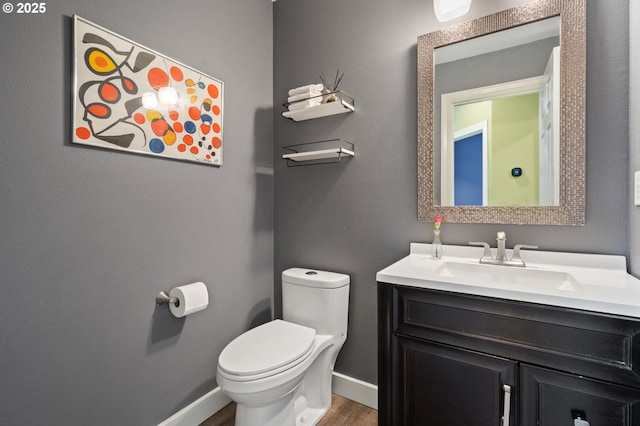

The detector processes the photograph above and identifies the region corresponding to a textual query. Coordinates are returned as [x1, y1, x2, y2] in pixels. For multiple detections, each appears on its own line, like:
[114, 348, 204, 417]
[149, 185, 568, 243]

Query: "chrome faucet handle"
[511, 244, 539, 266]
[469, 242, 493, 261]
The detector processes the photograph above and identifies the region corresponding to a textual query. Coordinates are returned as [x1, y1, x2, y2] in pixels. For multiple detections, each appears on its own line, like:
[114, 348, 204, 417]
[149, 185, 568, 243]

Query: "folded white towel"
[288, 99, 322, 111]
[288, 84, 324, 97]
[288, 92, 323, 103]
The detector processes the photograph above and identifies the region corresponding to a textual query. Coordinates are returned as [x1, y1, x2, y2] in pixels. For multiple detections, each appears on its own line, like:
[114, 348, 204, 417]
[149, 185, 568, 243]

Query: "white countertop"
[376, 243, 640, 318]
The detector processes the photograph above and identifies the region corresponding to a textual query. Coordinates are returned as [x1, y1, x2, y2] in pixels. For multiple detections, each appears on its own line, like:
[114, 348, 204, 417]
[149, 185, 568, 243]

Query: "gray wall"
[436, 37, 560, 94]
[630, 0, 640, 276]
[274, 0, 630, 385]
[0, 1, 273, 424]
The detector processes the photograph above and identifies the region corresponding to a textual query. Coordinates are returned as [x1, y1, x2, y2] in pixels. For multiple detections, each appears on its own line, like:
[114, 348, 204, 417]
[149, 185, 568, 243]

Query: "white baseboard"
[157, 373, 377, 425]
[331, 372, 378, 410]
[157, 386, 231, 426]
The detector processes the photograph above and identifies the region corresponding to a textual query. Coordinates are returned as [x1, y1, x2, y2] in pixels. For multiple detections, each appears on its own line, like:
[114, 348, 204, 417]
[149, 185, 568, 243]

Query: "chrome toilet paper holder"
[155, 291, 179, 306]
[155, 282, 208, 318]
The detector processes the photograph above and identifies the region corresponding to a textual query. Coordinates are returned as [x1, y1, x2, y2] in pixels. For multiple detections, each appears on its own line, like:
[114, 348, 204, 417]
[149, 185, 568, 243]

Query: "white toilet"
[216, 268, 350, 426]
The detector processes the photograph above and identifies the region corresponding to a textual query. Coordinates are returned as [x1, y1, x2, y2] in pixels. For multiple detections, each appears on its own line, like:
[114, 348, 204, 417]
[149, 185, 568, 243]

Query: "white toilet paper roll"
[169, 282, 209, 318]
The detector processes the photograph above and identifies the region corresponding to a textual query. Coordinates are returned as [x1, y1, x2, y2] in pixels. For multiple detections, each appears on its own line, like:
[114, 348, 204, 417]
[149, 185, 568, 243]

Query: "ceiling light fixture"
[433, 0, 472, 22]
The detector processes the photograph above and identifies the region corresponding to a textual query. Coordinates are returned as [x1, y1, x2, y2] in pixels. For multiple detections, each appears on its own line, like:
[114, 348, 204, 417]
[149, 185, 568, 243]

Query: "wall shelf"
[282, 139, 354, 166]
[281, 91, 355, 122]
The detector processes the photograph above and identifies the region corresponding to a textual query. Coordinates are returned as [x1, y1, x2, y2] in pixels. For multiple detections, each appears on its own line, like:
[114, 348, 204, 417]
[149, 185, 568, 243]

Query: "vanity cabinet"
[397, 336, 517, 425]
[378, 283, 640, 426]
[521, 365, 640, 425]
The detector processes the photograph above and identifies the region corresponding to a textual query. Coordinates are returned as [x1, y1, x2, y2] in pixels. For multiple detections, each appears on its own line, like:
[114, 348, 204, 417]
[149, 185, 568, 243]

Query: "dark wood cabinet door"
[396, 336, 517, 426]
[521, 365, 640, 426]
[378, 284, 640, 426]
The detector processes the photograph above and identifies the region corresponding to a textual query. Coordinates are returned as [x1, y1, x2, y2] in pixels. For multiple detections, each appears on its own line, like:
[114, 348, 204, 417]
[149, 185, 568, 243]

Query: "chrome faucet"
[469, 232, 538, 267]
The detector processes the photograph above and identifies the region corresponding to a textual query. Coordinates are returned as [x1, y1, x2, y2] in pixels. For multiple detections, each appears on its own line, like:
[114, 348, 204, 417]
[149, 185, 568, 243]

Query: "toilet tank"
[282, 268, 350, 336]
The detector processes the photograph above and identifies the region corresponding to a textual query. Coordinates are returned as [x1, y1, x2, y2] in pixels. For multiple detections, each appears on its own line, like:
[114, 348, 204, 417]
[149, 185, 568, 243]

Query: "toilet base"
[235, 391, 296, 426]
[293, 395, 329, 426]
[233, 389, 331, 426]
[220, 335, 344, 426]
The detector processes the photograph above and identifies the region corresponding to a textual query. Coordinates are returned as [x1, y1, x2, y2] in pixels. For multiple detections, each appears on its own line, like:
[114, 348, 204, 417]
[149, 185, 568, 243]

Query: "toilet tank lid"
[282, 268, 350, 288]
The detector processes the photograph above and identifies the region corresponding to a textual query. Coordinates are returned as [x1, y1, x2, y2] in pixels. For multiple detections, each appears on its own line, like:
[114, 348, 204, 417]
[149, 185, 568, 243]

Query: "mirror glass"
[418, 0, 586, 224]
[434, 17, 560, 207]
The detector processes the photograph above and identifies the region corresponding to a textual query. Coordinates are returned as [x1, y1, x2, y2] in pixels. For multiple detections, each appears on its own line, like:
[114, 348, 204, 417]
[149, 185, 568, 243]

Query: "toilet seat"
[218, 320, 316, 380]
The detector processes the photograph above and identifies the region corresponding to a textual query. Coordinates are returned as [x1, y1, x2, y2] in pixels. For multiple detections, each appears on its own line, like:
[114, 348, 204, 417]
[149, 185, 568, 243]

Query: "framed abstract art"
[73, 16, 224, 166]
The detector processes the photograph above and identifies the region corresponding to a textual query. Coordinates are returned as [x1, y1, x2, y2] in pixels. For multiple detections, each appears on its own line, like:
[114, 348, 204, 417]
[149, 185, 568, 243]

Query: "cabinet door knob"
[572, 410, 590, 426]
[501, 384, 512, 426]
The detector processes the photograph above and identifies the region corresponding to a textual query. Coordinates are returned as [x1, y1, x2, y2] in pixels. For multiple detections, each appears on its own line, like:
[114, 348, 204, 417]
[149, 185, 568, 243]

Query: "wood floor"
[200, 393, 378, 426]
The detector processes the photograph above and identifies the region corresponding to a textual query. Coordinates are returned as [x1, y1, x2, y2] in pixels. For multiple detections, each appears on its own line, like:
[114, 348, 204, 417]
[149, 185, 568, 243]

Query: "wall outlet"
[635, 171, 640, 206]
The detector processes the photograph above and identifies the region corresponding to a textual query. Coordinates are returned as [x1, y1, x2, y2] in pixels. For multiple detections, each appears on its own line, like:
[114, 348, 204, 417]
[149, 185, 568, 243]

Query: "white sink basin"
[376, 243, 640, 318]
[434, 261, 583, 292]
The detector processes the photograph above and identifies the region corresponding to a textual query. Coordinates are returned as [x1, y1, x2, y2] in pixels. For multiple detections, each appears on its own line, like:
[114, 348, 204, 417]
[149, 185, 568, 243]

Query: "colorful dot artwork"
[73, 16, 224, 166]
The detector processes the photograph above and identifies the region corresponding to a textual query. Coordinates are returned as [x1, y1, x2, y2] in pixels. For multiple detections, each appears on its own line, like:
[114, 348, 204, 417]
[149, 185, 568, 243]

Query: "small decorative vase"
[431, 229, 443, 260]
[324, 92, 339, 103]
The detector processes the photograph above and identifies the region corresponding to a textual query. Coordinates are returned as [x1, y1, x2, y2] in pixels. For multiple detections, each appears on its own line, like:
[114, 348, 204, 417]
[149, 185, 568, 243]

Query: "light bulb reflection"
[142, 92, 158, 109]
[158, 86, 178, 106]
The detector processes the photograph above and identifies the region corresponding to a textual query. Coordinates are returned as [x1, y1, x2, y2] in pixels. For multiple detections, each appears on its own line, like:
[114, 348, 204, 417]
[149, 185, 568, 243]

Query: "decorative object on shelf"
[72, 16, 224, 166]
[431, 216, 443, 259]
[282, 139, 354, 167]
[286, 83, 325, 112]
[282, 90, 354, 122]
[319, 69, 344, 103]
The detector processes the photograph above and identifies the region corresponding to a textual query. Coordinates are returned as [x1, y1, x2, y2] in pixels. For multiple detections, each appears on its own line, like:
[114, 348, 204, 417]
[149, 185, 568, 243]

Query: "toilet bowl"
[216, 268, 350, 426]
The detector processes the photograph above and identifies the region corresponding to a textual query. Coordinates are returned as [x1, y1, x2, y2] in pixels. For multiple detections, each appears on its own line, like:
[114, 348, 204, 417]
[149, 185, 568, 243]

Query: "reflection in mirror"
[435, 17, 560, 207]
[417, 0, 586, 225]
